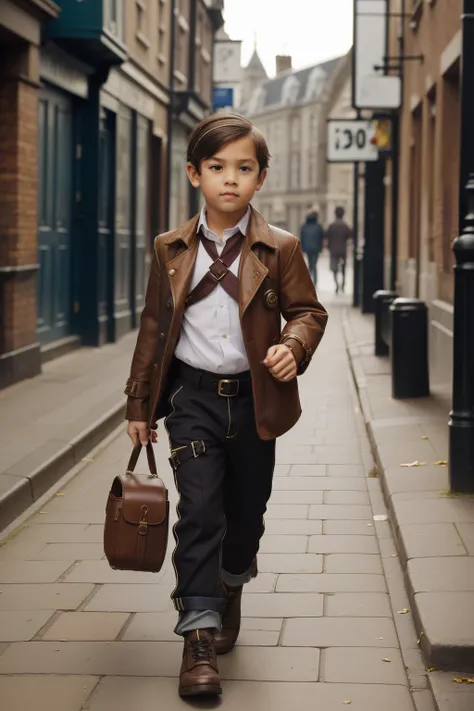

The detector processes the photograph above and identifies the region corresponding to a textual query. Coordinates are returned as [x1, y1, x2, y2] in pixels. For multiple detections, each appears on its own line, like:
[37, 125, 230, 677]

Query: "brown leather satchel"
[104, 441, 169, 573]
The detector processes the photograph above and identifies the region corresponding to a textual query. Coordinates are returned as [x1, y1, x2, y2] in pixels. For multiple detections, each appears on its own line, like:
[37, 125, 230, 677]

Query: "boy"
[326, 205, 353, 294]
[125, 113, 328, 698]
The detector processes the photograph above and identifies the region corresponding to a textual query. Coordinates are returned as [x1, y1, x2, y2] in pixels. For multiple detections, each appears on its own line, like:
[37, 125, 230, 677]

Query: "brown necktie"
[185, 231, 244, 308]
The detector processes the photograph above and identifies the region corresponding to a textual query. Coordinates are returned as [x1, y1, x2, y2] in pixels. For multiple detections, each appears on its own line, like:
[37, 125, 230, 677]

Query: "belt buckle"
[218, 379, 239, 397]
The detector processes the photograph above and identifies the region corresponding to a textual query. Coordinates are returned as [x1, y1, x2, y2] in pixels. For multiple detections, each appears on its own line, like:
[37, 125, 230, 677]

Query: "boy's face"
[187, 136, 267, 215]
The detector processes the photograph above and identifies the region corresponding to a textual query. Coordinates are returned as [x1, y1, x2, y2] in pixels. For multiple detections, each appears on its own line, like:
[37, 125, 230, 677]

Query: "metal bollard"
[373, 290, 398, 356]
[390, 298, 430, 399]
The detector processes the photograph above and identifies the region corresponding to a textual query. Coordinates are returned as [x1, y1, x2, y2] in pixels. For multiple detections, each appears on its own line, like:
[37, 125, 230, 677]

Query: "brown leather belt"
[175, 360, 252, 397]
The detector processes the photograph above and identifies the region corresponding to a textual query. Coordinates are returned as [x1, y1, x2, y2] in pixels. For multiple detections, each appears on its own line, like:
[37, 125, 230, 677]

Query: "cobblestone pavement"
[0, 270, 433, 711]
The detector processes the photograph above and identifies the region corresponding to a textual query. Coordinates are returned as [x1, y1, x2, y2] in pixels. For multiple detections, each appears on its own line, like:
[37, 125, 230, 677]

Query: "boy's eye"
[209, 165, 222, 171]
[240, 166, 251, 173]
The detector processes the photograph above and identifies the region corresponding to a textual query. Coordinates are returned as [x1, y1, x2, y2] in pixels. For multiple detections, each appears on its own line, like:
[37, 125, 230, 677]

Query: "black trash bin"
[373, 290, 398, 356]
[390, 298, 430, 399]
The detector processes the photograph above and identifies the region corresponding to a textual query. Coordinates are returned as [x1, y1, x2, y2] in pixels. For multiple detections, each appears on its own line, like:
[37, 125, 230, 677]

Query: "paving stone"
[0, 583, 94, 610]
[308, 535, 379, 554]
[324, 490, 370, 505]
[412, 689, 437, 711]
[263, 520, 322, 535]
[0, 560, 72, 583]
[276, 573, 386, 593]
[0, 675, 99, 711]
[245, 573, 277, 592]
[86, 677, 415, 711]
[456, 523, 474, 555]
[258, 534, 309, 551]
[63, 560, 166, 584]
[274, 464, 290, 476]
[42, 612, 130, 641]
[415, 592, 474, 666]
[324, 519, 376, 536]
[270, 490, 324, 504]
[242, 593, 323, 618]
[0, 540, 47, 561]
[257, 554, 323, 574]
[266, 504, 309, 519]
[403, 647, 430, 691]
[273, 476, 367, 491]
[323, 647, 407, 684]
[309, 504, 372, 520]
[0, 611, 54, 642]
[9, 523, 92, 543]
[85, 584, 173, 613]
[383, 467, 448, 495]
[218, 646, 320, 681]
[35, 543, 106, 560]
[324, 554, 383, 574]
[394, 496, 474, 528]
[282, 617, 398, 647]
[122, 612, 180, 642]
[429, 671, 474, 711]
[276, 448, 319, 464]
[327, 464, 366, 477]
[288, 464, 327, 476]
[325, 592, 392, 617]
[408, 557, 474, 592]
[313, 446, 362, 465]
[400, 523, 467, 560]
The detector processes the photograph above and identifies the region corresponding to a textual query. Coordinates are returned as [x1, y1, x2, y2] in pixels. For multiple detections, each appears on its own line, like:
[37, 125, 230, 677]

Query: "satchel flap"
[120, 474, 168, 525]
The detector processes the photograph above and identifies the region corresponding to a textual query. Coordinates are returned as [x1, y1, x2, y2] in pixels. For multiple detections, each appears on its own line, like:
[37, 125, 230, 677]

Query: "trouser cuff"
[222, 565, 254, 587]
[172, 595, 226, 613]
[174, 610, 221, 636]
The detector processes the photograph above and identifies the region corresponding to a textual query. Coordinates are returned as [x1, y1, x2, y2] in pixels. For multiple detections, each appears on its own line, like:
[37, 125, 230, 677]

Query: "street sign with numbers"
[327, 119, 379, 163]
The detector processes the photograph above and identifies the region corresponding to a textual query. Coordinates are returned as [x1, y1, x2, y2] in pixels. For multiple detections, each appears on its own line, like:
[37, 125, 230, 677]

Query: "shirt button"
[168, 268, 176, 277]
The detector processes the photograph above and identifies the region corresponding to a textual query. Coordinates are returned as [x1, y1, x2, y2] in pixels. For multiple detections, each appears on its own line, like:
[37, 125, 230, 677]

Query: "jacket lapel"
[239, 207, 276, 317]
[164, 215, 200, 320]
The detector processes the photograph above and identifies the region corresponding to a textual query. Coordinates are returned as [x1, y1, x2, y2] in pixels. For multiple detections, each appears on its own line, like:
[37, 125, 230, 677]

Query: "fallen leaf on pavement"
[82, 457, 94, 463]
[428, 668, 437, 672]
[343, 702, 352, 705]
[452, 677, 474, 684]
[435, 460, 448, 466]
[373, 514, 388, 521]
[400, 461, 426, 468]
[39, 511, 48, 515]
[382, 658, 391, 663]
[421, 436, 429, 440]
[56, 493, 66, 497]
[397, 608, 410, 614]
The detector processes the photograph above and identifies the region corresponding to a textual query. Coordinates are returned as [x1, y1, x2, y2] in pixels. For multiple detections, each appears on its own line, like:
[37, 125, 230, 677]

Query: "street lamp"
[449, 175, 474, 493]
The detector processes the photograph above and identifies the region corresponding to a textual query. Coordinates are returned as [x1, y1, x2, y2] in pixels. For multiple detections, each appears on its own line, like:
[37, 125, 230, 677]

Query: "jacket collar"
[164, 205, 277, 250]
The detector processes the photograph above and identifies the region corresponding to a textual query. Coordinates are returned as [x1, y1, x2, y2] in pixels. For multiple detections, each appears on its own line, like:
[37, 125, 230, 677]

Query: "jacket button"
[160, 333, 166, 340]
[168, 268, 176, 276]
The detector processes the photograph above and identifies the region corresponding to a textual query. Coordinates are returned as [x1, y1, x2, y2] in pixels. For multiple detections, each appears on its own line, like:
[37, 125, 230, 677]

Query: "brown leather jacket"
[125, 208, 328, 440]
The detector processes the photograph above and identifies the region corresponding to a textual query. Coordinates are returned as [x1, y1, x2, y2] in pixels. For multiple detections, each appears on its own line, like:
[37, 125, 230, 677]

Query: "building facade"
[0, 0, 222, 390]
[386, 0, 462, 386]
[239, 51, 349, 236]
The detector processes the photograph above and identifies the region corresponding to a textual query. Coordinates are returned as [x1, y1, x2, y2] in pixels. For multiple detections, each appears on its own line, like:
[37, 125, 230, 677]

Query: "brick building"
[0, 0, 59, 388]
[0, 0, 223, 390]
[386, 0, 463, 386]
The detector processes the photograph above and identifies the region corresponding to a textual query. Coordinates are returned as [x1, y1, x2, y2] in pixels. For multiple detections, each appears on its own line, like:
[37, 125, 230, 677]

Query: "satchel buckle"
[138, 520, 148, 535]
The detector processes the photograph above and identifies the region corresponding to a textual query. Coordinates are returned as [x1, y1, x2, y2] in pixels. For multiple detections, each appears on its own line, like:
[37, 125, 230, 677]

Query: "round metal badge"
[264, 289, 278, 309]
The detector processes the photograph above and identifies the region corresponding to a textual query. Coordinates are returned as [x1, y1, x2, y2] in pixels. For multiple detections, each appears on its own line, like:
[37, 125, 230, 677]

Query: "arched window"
[281, 75, 300, 105]
[305, 67, 327, 101]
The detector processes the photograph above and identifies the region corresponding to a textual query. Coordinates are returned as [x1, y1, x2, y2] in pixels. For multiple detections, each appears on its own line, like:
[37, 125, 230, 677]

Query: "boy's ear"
[255, 168, 268, 192]
[186, 162, 201, 188]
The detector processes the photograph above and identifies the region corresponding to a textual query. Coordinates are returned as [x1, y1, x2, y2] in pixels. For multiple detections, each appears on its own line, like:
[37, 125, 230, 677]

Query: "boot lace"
[190, 636, 214, 663]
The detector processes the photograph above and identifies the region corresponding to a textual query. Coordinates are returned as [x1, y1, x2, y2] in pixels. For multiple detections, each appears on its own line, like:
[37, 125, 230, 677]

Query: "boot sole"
[179, 684, 222, 697]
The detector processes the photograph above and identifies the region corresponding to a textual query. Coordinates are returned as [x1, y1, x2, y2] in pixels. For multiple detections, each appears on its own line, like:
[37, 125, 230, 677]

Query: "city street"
[0, 266, 433, 711]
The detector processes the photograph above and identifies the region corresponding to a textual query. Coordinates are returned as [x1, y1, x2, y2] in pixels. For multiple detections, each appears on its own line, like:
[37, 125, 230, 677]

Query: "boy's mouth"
[221, 192, 239, 198]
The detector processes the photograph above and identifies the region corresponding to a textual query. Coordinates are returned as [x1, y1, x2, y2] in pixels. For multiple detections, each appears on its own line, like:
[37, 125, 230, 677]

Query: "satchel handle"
[126, 440, 158, 477]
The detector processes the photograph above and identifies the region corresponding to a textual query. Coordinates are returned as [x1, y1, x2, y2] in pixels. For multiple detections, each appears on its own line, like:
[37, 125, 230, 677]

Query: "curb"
[0, 401, 126, 533]
[341, 310, 473, 674]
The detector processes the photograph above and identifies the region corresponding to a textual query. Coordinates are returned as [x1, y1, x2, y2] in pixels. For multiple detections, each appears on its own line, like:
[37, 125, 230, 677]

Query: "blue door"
[37, 89, 73, 343]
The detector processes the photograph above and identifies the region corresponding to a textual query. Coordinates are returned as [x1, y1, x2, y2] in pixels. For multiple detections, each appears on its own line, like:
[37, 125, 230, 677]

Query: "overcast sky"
[222, 0, 354, 77]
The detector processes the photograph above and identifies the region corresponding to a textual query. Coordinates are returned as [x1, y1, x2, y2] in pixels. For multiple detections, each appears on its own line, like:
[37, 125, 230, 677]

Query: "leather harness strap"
[185, 231, 243, 308]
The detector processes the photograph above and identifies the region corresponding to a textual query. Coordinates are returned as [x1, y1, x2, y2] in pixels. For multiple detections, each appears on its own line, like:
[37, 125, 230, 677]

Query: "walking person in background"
[325, 206, 352, 294]
[300, 209, 324, 285]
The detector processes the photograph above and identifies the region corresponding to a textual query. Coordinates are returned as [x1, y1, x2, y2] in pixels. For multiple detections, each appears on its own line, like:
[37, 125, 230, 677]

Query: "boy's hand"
[263, 344, 297, 382]
[127, 421, 158, 446]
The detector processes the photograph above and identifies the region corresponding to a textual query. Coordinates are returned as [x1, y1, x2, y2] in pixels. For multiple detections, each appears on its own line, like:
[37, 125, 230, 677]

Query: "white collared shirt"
[174, 206, 251, 374]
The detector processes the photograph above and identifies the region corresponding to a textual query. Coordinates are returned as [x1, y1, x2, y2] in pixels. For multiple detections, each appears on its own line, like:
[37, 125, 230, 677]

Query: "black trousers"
[164, 361, 276, 613]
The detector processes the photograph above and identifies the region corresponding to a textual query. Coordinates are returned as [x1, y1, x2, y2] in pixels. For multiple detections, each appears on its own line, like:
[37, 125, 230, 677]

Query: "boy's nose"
[224, 173, 238, 185]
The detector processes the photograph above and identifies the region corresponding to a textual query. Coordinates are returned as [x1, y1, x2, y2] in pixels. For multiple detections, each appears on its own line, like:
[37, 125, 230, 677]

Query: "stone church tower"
[239, 47, 267, 107]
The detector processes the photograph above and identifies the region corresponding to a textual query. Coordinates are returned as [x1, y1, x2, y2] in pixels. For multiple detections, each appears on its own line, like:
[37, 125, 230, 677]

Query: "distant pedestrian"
[300, 209, 324, 284]
[125, 112, 328, 699]
[325, 206, 352, 294]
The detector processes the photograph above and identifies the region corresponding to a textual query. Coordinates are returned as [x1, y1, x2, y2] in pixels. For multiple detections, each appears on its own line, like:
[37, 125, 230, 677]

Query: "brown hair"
[187, 112, 270, 174]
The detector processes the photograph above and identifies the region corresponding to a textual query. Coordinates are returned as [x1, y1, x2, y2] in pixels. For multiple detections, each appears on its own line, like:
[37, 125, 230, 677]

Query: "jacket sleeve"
[124, 244, 161, 421]
[279, 237, 328, 374]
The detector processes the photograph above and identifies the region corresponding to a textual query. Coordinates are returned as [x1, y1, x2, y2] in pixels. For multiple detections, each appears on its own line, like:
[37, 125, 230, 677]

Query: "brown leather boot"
[214, 557, 258, 655]
[179, 629, 222, 698]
